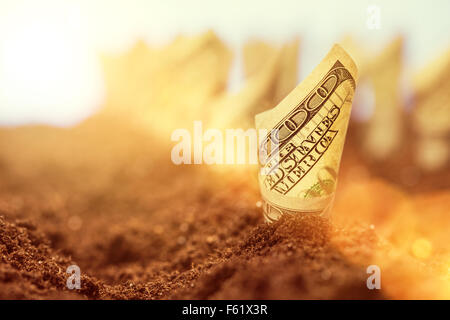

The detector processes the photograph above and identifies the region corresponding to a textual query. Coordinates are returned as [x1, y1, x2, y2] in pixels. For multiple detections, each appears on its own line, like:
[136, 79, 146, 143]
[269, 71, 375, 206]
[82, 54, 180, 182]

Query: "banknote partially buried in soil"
[256, 44, 358, 222]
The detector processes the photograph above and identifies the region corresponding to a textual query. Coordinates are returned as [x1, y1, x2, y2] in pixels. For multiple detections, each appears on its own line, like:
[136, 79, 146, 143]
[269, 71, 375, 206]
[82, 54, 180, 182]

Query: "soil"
[0, 115, 449, 299]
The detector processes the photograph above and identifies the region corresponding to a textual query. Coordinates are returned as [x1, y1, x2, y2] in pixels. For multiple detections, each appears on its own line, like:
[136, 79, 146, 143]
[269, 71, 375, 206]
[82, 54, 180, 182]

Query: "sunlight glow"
[0, 2, 104, 126]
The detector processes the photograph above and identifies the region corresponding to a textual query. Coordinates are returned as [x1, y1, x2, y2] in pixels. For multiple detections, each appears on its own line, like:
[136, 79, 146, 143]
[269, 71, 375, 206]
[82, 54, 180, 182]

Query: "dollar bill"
[255, 44, 358, 222]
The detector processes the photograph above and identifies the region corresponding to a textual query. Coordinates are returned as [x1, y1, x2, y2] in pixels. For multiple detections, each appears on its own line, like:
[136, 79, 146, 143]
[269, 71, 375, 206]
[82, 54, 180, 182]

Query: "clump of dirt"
[174, 214, 382, 299]
[0, 216, 94, 299]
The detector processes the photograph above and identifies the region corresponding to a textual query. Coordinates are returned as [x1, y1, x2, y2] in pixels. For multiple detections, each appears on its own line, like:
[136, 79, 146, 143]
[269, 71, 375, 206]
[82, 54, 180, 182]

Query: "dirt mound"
[0, 216, 92, 299]
[0, 118, 448, 299]
[0, 212, 382, 299]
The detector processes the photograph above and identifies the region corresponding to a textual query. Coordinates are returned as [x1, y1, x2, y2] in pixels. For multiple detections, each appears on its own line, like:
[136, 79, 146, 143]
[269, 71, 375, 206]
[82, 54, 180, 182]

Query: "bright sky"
[0, 0, 449, 126]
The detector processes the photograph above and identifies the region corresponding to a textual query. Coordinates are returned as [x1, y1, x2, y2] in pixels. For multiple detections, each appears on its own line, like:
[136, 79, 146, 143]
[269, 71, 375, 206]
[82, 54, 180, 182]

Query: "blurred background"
[1, 0, 448, 186]
[0, 0, 449, 299]
[0, 0, 449, 125]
